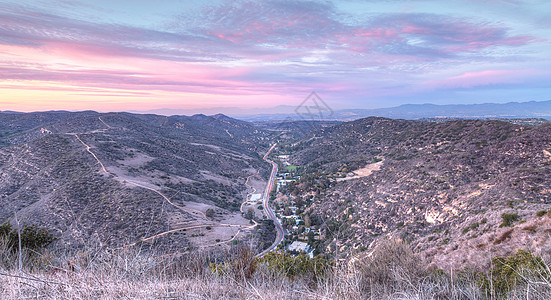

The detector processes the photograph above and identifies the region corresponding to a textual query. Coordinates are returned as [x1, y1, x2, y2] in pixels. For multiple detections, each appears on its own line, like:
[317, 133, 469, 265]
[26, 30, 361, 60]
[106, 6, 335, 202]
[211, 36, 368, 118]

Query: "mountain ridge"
[0, 111, 272, 252]
[240, 100, 551, 121]
[282, 117, 551, 269]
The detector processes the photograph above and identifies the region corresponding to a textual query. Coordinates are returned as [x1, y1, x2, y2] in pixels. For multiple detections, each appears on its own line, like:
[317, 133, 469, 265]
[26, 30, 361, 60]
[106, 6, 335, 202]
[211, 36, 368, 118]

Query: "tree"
[0, 222, 55, 252]
[307, 230, 315, 243]
[206, 208, 215, 218]
[245, 207, 254, 220]
[286, 218, 295, 227]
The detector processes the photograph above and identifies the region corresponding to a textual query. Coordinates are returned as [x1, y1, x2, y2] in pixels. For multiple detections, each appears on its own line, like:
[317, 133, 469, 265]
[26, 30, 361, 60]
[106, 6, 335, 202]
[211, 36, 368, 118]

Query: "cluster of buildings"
[275, 155, 301, 192]
[271, 153, 320, 257]
[287, 241, 314, 258]
[276, 184, 320, 255]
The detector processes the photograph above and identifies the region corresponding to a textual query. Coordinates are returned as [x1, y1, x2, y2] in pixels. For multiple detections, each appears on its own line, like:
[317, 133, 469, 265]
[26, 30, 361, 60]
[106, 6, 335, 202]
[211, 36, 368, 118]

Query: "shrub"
[499, 213, 520, 227]
[258, 251, 332, 283]
[493, 228, 514, 245]
[483, 250, 548, 296]
[462, 222, 480, 234]
[536, 210, 547, 217]
[0, 222, 55, 252]
[522, 225, 537, 233]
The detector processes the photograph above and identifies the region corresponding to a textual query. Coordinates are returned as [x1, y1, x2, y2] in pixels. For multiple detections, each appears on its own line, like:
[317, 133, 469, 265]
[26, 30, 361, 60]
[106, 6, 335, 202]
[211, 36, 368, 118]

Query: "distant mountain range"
[237, 100, 551, 121]
[9, 100, 550, 122]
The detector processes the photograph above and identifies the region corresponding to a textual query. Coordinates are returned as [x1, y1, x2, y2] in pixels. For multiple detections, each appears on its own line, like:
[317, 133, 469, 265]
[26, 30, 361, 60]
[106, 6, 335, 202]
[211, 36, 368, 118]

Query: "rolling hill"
[0, 111, 271, 251]
[286, 117, 551, 269]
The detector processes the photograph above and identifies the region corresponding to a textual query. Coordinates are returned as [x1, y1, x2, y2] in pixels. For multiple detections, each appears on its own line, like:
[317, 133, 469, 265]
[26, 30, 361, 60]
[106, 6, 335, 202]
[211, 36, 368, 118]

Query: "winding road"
[256, 143, 285, 258]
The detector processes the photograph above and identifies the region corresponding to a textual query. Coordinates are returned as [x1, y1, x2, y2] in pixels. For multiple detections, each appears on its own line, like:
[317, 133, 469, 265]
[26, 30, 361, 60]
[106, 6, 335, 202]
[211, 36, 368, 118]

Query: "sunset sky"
[1, 0, 550, 113]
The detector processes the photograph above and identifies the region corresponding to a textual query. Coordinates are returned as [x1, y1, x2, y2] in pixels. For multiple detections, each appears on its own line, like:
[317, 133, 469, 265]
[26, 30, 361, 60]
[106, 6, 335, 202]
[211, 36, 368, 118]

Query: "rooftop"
[287, 241, 313, 253]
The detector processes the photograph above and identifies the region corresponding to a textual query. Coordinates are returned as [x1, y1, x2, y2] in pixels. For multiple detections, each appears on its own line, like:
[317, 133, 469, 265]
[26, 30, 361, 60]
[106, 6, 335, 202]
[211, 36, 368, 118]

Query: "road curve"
[256, 143, 284, 258]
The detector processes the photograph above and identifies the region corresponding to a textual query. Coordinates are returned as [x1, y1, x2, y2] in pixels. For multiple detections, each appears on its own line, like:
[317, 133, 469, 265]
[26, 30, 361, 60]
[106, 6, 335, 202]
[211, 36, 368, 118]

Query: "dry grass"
[1, 240, 550, 299]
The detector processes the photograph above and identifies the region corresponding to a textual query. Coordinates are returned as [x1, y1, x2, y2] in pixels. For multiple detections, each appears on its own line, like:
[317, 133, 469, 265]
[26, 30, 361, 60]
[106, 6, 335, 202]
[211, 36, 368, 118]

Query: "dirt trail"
[68, 118, 206, 218]
[121, 176, 206, 217]
[98, 117, 112, 129]
[130, 221, 255, 246]
[69, 133, 108, 174]
[72, 117, 261, 249]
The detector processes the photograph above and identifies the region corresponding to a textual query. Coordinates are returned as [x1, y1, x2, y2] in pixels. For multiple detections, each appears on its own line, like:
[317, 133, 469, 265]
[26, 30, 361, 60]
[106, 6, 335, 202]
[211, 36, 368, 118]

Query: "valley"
[1, 112, 550, 271]
[2, 1, 550, 297]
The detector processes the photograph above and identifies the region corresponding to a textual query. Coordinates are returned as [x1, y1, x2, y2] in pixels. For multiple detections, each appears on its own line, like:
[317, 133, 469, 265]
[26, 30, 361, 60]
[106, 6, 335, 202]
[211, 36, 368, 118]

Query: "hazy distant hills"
[237, 100, 551, 121]
[71, 99, 551, 121]
[335, 100, 551, 120]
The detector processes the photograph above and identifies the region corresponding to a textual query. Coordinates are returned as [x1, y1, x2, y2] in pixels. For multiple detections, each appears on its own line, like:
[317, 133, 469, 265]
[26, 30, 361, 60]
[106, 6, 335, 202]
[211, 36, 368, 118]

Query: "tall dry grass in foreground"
[1, 239, 550, 299]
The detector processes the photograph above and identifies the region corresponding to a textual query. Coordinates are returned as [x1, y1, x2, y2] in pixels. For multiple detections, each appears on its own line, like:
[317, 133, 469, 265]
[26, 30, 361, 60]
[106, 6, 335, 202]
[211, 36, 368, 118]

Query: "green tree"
[284, 207, 292, 216]
[307, 230, 315, 243]
[244, 207, 254, 220]
[0, 222, 55, 252]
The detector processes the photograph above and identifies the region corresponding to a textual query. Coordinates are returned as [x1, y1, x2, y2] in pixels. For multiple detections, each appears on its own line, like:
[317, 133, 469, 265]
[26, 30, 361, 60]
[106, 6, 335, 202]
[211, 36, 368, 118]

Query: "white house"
[287, 241, 314, 258]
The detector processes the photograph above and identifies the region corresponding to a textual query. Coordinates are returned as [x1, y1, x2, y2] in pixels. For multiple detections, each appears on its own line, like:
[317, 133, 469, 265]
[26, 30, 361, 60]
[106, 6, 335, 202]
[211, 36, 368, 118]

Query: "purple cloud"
[0, 0, 548, 110]
[1, 2, 539, 64]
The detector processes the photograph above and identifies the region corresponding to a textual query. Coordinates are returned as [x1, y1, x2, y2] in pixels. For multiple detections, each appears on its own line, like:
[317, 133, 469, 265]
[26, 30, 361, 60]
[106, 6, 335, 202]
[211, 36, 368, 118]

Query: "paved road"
[256, 143, 284, 258]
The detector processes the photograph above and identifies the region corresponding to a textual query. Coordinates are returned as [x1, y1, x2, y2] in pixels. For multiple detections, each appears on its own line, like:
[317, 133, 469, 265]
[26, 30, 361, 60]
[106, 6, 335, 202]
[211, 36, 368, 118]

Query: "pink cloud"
[0, 2, 548, 112]
[423, 69, 547, 90]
